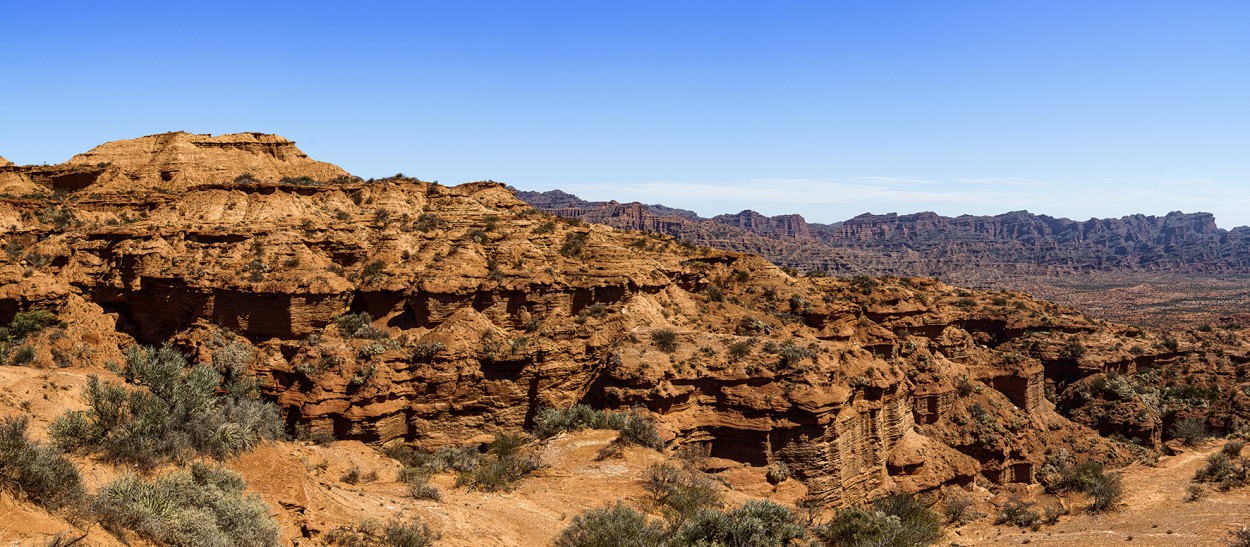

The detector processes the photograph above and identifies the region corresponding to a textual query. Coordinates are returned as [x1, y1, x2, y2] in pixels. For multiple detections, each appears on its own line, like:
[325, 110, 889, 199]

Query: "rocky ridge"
[519, 190, 1250, 269]
[2, 134, 1249, 544]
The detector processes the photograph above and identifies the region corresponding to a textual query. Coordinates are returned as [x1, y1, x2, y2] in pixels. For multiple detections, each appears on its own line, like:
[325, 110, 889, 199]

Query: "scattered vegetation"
[1194, 440, 1249, 490]
[0, 416, 85, 512]
[561, 232, 590, 257]
[652, 329, 679, 353]
[532, 405, 664, 450]
[554, 502, 668, 547]
[335, 311, 389, 339]
[1170, 417, 1209, 447]
[454, 433, 541, 492]
[95, 462, 279, 546]
[0, 309, 62, 364]
[643, 461, 723, 523]
[50, 343, 283, 467]
[814, 492, 943, 546]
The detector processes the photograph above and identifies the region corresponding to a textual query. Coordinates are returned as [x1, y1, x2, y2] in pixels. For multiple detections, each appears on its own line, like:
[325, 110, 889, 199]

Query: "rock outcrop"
[3, 134, 1248, 513]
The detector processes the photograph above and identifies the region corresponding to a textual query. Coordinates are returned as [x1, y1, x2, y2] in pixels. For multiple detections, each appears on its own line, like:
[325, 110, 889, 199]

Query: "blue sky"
[3, 1, 1248, 226]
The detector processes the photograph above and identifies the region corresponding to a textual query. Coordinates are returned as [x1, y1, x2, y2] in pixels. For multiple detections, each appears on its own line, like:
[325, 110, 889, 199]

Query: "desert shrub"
[675, 499, 806, 547]
[1049, 460, 1121, 512]
[727, 339, 754, 361]
[643, 461, 723, 523]
[1229, 526, 1250, 547]
[776, 339, 815, 368]
[561, 232, 590, 257]
[414, 213, 443, 232]
[555, 502, 667, 547]
[846, 275, 877, 295]
[0, 416, 85, 512]
[652, 329, 679, 353]
[1, 309, 61, 341]
[361, 260, 386, 283]
[335, 312, 388, 339]
[94, 462, 279, 547]
[50, 344, 282, 467]
[1059, 336, 1086, 361]
[455, 433, 540, 492]
[1194, 451, 1249, 490]
[942, 495, 977, 525]
[994, 497, 1042, 530]
[384, 443, 482, 475]
[530, 405, 662, 449]
[406, 477, 443, 502]
[1185, 484, 1205, 502]
[766, 461, 791, 484]
[1170, 417, 1209, 446]
[1225, 439, 1246, 458]
[383, 518, 438, 547]
[816, 493, 943, 546]
[534, 220, 557, 234]
[408, 340, 445, 363]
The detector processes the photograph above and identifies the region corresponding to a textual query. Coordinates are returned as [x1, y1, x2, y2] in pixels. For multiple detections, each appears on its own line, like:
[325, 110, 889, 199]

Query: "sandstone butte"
[0, 131, 1248, 545]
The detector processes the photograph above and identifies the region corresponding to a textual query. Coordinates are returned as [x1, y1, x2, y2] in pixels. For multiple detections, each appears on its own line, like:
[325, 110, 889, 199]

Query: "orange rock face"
[3, 132, 1248, 516]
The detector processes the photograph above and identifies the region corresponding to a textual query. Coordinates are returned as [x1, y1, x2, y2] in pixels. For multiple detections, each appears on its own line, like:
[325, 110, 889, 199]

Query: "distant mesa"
[1, 131, 350, 194]
[516, 188, 1250, 279]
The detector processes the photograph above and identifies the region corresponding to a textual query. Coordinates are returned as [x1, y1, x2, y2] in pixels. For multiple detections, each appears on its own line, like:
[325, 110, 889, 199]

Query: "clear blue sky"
[3, 1, 1248, 226]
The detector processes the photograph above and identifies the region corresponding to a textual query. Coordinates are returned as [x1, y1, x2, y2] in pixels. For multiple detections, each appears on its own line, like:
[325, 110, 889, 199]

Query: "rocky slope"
[2, 133, 1249, 544]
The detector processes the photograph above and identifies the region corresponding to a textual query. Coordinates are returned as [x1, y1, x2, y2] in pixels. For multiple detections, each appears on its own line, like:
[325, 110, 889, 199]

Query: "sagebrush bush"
[675, 499, 807, 546]
[643, 461, 723, 523]
[0, 416, 85, 512]
[1194, 450, 1249, 490]
[335, 312, 388, 339]
[816, 492, 943, 546]
[1043, 458, 1122, 512]
[1170, 417, 1209, 446]
[50, 343, 283, 467]
[531, 405, 664, 450]
[652, 329, 679, 353]
[454, 433, 540, 492]
[95, 462, 279, 547]
[994, 497, 1041, 530]
[554, 503, 668, 547]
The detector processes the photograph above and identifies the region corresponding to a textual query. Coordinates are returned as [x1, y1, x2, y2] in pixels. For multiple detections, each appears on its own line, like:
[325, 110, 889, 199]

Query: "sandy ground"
[954, 442, 1250, 546]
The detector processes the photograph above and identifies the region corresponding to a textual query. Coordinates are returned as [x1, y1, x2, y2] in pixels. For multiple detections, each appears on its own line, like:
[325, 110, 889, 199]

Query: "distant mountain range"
[514, 188, 1250, 280]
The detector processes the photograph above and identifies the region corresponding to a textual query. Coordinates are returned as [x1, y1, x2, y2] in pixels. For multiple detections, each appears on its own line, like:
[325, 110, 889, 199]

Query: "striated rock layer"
[3, 134, 1248, 510]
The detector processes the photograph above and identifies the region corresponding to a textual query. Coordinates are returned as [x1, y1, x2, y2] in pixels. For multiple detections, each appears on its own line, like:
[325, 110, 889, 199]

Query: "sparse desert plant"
[675, 499, 807, 547]
[1171, 417, 1209, 446]
[643, 461, 723, 523]
[994, 496, 1042, 530]
[1186, 483, 1205, 502]
[94, 462, 279, 547]
[815, 492, 943, 546]
[652, 329, 679, 353]
[561, 232, 590, 257]
[555, 502, 668, 547]
[766, 461, 791, 484]
[335, 311, 389, 339]
[50, 343, 283, 467]
[1228, 526, 1250, 547]
[408, 340, 445, 363]
[0, 416, 85, 512]
[455, 433, 540, 492]
[942, 494, 978, 525]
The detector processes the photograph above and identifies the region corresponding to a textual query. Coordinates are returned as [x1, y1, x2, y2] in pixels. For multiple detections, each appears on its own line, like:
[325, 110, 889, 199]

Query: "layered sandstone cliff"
[3, 134, 1247, 516]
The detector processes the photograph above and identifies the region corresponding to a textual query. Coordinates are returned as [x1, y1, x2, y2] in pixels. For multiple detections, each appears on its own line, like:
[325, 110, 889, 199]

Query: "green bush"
[555, 503, 668, 547]
[0, 416, 85, 512]
[531, 405, 663, 450]
[383, 518, 438, 547]
[561, 232, 590, 257]
[455, 433, 540, 492]
[994, 497, 1041, 530]
[643, 461, 723, 523]
[95, 462, 279, 547]
[652, 329, 679, 353]
[50, 344, 283, 467]
[816, 492, 943, 546]
[335, 312, 388, 339]
[675, 499, 807, 546]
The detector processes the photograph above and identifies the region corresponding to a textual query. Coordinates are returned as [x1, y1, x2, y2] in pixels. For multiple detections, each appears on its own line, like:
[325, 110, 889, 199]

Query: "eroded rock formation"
[4, 134, 1249, 512]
